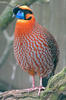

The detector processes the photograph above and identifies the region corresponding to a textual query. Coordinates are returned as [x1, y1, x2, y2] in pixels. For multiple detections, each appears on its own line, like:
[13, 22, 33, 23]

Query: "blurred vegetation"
[41, 67, 66, 100]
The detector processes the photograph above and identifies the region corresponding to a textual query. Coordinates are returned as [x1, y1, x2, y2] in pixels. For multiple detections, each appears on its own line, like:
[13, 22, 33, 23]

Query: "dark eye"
[13, 7, 20, 15]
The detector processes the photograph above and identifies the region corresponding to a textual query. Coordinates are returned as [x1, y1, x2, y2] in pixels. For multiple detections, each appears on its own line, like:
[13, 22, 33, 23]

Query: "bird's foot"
[37, 86, 45, 96]
[21, 86, 45, 96]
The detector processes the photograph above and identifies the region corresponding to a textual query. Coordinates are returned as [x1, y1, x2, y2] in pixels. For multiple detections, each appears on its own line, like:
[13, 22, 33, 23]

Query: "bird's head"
[13, 5, 36, 36]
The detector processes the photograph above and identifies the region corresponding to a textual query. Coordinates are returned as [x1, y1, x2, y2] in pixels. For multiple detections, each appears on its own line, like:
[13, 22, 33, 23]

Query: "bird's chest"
[14, 34, 45, 69]
[14, 33, 53, 77]
[14, 35, 37, 68]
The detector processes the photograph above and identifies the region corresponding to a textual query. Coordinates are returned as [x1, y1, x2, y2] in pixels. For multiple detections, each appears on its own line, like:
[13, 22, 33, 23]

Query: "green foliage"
[41, 67, 66, 100]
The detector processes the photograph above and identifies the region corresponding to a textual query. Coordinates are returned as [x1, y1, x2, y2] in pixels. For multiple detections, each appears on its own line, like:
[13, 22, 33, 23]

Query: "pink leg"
[20, 76, 45, 96]
[38, 76, 45, 95]
[32, 75, 35, 88]
[20, 76, 37, 92]
[40, 76, 42, 86]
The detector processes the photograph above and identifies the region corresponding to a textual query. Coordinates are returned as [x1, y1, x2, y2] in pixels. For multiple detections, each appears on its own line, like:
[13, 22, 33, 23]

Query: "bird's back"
[43, 30, 59, 72]
[42, 29, 59, 87]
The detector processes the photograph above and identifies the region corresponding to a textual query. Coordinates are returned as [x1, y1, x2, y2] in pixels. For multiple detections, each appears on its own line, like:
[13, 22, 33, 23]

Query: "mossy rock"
[41, 67, 66, 100]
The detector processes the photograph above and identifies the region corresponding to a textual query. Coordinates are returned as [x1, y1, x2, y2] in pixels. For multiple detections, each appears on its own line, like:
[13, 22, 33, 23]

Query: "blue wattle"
[16, 10, 25, 19]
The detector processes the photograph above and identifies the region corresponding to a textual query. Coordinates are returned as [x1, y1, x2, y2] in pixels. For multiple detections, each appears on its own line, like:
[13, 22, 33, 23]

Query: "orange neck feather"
[14, 15, 35, 37]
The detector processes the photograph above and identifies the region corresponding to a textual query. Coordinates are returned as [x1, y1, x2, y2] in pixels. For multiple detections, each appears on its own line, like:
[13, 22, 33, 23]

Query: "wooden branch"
[0, 89, 40, 100]
[0, 0, 38, 31]
[0, 68, 66, 100]
[0, 30, 14, 67]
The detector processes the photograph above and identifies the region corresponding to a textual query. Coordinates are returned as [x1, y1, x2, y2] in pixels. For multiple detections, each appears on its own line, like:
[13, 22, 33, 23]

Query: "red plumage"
[13, 5, 59, 95]
[14, 22, 59, 77]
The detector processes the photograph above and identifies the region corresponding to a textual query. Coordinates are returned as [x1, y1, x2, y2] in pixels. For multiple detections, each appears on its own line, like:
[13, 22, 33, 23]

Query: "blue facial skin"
[16, 10, 25, 19]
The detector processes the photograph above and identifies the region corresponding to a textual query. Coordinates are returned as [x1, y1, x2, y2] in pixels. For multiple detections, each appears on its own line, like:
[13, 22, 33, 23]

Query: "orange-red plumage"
[13, 5, 59, 95]
[15, 15, 35, 35]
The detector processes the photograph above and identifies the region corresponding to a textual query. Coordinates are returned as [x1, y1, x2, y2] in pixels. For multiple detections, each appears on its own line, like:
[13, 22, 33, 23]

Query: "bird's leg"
[24, 76, 45, 95]
[38, 76, 45, 95]
[19, 76, 36, 93]
[28, 76, 45, 95]
[18, 76, 45, 96]
[40, 76, 42, 86]
[32, 75, 35, 88]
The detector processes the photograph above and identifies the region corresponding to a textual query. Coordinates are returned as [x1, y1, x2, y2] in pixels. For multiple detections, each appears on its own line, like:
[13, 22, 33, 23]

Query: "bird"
[13, 5, 59, 95]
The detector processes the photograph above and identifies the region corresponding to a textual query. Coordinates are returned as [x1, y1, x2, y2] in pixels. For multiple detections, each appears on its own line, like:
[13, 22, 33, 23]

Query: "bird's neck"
[14, 18, 35, 37]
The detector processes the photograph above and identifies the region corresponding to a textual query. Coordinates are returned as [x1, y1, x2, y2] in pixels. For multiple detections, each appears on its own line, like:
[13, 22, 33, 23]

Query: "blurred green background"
[0, 0, 66, 92]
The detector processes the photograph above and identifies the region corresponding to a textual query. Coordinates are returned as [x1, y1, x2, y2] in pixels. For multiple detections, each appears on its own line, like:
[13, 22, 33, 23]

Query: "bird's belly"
[14, 36, 54, 77]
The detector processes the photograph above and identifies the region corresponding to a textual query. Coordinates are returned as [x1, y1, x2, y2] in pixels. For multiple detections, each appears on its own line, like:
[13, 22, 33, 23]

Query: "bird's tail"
[42, 71, 54, 87]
